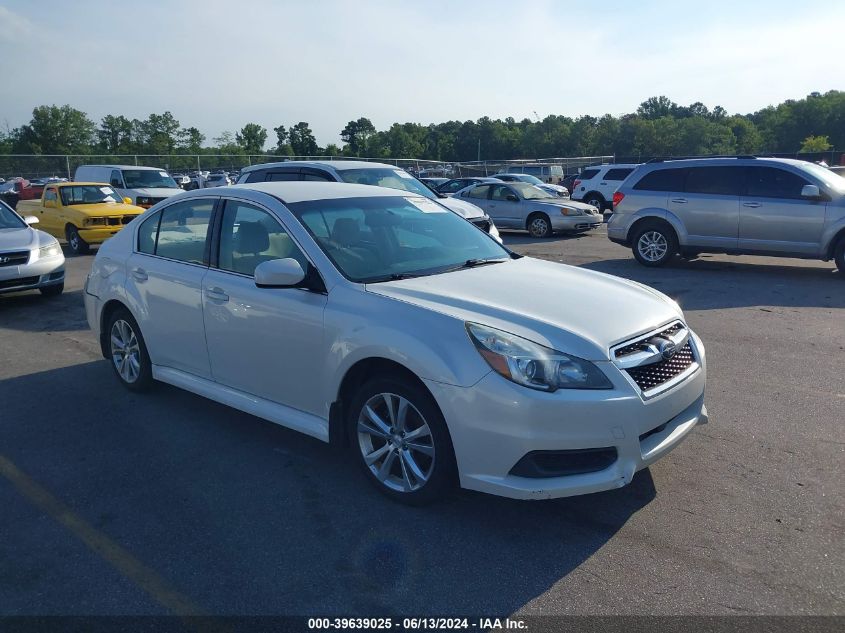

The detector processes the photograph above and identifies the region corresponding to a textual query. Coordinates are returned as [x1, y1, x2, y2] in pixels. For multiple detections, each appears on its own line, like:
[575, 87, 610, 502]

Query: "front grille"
[0, 276, 39, 290]
[0, 250, 30, 267]
[615, 322, 683, 359]
[625, 341, 695, 391]
[107, 217, 122, 226]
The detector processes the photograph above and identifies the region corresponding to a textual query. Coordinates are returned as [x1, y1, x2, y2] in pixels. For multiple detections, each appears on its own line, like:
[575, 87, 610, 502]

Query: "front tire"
[106, 308, 153, 391]
[39, 283, 64, 297]
[834, 238, 845, 275]
[527, 213, 553, 238]
[66, 225, 90, 255]
[349, 377, 456, 505]
[632, 222, 678, 267]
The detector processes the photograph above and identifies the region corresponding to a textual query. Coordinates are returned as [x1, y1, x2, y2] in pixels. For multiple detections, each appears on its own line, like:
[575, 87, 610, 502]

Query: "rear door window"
[685, 167, 743, 196]
[604, 168, 634, 181]
[745, 167, 811, 200]
[633, 168, 688, 192]
[467, 185, 492, 199]
[151, 200, 215, 264]
[579, 169, 600, 180]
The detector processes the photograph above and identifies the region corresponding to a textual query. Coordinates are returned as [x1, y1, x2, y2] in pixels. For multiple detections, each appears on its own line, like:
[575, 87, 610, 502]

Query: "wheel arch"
[98, 299, 133, 359]
[629, 213, 682, 245]
[331, 357, 441, 448]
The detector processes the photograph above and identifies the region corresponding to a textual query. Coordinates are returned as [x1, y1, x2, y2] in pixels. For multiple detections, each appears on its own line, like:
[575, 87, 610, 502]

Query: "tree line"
[1, 91, 841, 162]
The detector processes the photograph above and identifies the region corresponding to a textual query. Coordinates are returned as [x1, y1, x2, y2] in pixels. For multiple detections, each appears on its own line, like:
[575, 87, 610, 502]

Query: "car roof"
[77, 164, 167, 171]
[48, 181, 110, 187]
[224, 181, 426, 204]
[239, 160, 402, 174]
[644, 157, 812, 168]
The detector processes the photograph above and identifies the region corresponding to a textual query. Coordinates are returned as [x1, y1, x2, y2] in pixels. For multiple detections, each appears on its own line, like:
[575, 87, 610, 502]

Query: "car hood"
[437, 196, 484, 219]
[0, 226, 37, 250]
[132, 188, 182, 198]
[366, 257, 681, 360]
[535, 199, 598, 213]
[63, 202, 145, 216]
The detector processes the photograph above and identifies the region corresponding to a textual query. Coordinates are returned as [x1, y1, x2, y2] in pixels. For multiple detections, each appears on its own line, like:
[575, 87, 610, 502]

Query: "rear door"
[488, 184, 522, 227]
[740, 166, 827, 255]
[669, 166, 742, 249]
[127, 197, 217, 378]
[460, 184, 495, 219]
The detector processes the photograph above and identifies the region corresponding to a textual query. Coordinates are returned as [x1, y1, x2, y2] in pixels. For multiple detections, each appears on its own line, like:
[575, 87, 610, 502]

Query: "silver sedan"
[454, 182, 601, 238]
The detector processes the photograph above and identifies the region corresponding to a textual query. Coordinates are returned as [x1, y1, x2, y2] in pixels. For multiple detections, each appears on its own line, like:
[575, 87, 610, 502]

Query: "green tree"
[139, 112, 181, 154]
[799, 135, 832, 152]
[289, 122, 318, 156]
[341, 117, 376, 155]
[236, 123, 268, 153]
[637, 96, 678, 120]
[15, 105, 96, 154]
[213, 131, 242, 154]
[177, 127, 205, 152]
[271, 125, 294, 155]
[98, 115, 134, 153]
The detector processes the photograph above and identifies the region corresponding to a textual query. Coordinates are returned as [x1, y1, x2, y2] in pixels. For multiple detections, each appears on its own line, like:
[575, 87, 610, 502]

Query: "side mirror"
[254, 258, 306, 288]
[801, 184, 821, 199]
[24, 215, 39, 225]
[123, 197, 133, 205]
[506, 194, 519, 202]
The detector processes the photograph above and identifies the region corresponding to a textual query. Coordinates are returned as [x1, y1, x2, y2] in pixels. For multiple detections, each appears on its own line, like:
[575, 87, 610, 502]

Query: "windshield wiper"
[365, 272, 426, 283]
[438, 258, 509, 274]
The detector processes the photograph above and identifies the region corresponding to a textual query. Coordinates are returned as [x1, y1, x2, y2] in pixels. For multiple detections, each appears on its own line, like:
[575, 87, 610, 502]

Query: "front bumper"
[77, 226, 127, 245]
[0, 254, 65, 294]
[552, 214, 602, 232]
[423, 332, 707, 500]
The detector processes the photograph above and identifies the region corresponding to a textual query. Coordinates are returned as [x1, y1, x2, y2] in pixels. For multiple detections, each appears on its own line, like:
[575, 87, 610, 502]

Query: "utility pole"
[477, 138, 481, 162]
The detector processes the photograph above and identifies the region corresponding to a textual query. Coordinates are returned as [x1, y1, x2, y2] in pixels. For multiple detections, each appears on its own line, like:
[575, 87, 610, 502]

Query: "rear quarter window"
[604, 168, 634, 181]
[579, 169, 600, 180]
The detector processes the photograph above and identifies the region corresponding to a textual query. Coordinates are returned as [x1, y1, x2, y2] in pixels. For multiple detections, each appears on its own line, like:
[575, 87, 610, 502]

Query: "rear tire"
[106, 308, 154, 392]
[526, 213, 553, 238]
[39, 283, 64, 297]
[66, 225, 90, 255]
[632, 221, 678, 267]
[583, 192, 605, 211]
[834, 237, 845, 275]
[348, 376, 456, 505]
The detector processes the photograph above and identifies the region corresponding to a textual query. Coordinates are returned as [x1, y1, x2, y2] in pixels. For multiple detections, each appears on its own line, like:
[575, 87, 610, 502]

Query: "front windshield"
[121, 169, 179, 189]
[0, 201, 25, 229]
[801, 162, 845, 192]
[513, 174, 545, 185]
[336, 168, 438, 200]
[289, 195, 510, 283]
[509, 182, 557, 200]
[60, 185, 123, 205]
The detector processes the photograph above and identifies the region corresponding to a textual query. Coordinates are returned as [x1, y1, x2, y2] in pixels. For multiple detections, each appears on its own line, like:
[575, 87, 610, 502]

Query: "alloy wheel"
[637, 231, 669, 262]
[110, 319, 141, 384]
[529, 217, 550, 238]
[357, 392, 435, 493]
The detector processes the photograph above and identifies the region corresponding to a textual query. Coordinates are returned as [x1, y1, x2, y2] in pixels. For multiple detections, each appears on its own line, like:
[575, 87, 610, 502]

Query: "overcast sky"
[1, 0, 843, 148]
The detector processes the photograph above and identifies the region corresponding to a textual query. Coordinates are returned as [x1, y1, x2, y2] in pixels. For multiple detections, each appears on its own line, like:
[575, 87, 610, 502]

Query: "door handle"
[130, 267, 148, 282]
[742, 202, 762, 208]
[599, 182, 607, 185]
[671, 198, 688, 204]
[206, 287, 229, 302]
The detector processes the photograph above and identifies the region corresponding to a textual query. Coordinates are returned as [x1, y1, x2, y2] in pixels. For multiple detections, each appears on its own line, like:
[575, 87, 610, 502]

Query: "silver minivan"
[607, 157, 845, 273]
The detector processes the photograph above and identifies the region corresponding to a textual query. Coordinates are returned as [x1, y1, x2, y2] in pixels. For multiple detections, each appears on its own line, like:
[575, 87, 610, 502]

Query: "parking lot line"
[0, 454, 206, 618]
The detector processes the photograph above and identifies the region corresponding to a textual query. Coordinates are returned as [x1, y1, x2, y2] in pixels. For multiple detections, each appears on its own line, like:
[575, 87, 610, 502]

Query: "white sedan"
[84, 182, 707, 504]
[0, 201, 65, 297]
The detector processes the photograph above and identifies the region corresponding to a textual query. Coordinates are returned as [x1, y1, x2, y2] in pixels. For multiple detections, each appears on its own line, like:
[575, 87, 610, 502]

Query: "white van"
[504, 163, 564, 183]
[74, 165, 182, 208]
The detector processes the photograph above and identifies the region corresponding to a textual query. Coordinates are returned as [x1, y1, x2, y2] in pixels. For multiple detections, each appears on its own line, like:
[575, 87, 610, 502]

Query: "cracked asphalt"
[0, 226, 842, 616]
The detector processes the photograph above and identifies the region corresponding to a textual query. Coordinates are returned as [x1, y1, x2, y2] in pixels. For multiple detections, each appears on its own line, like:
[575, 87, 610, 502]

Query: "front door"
[488, 184, 522, 228]
[202, 199, 328, 417]
[739, 166, 827, 255]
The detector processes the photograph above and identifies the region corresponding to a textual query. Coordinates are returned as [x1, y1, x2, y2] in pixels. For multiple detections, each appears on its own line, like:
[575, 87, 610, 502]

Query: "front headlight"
[84, 217, 106, 226]
[466, 323, 612, 391]
[38, 241, 62, 259]
[560, 207, 583, 216]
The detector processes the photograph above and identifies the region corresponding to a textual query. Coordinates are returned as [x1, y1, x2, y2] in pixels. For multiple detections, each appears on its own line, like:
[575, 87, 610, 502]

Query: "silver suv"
[607, 157, 845, 273]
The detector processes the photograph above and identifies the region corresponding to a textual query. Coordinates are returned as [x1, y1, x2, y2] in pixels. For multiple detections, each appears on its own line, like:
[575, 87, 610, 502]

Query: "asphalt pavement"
[0, 227, 842, 617]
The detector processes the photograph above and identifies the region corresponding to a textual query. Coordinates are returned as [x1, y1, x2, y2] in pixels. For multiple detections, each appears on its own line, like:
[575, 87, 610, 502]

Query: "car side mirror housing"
[254, 258, 306, 288]
[801, 184, 821, 199]
[24, 215, 39, 225]
[123, 197, 133, 205]
[506, 194, 519, 202]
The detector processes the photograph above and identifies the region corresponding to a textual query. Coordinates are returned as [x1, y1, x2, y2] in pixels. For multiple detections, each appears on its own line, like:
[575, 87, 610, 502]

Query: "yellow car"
[17, 182, 146, 254]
